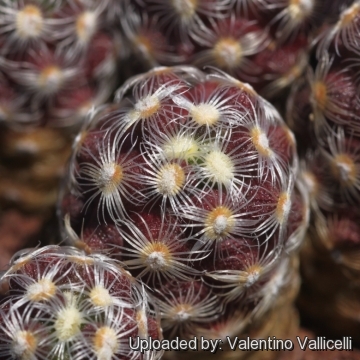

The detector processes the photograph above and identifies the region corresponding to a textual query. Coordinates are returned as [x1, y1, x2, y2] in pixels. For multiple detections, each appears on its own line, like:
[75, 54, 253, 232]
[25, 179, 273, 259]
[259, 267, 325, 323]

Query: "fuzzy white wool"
[204, 150, 234, 184]
[213, 215, 228, 235]
[12, 331, 36, 357]
[39, 67, 63, 92]
[90, 286, 114, 307]
[135, 95, 160, 115]
[257, 132, 270, 152]
[282, 197, 291, 219]
[163, 135, 198, 160]
[216, 40, 243, 68]
[289, 0, 314, 20]
[336, 161, 353, 182]
[302, 172, 317, 195]
[94, 328, 118, 360]
[27, 278, 56, 301]
[146, 251, 167, 270]
[175, 309, 191, 322]
[77, 11, 97, 43]
[300, 0, 314, 13]
[172, 0, 196, 18]
[98, 163, 117, 192]
[191, 103, 220, 126]
[157, 166, 180, 195]
[55, 305, 82, 341]
[277, 193, 292, 224]
[245, 270, 260, 288]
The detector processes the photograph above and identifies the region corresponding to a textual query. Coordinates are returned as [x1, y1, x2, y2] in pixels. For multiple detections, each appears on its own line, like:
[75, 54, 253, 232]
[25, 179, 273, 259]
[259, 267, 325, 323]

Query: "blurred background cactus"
[286, 0, 360, 344]
[0, 0, 128, 268]
[120, 0, 352, 102]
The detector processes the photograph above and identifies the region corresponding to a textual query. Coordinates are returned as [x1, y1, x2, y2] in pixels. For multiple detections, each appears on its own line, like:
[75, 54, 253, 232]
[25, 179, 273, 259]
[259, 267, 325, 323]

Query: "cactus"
[286, 0, 360, 342]
[120, 0, 343, 100]
[0, 245, 162, 360]
[59, 66, 307, 356]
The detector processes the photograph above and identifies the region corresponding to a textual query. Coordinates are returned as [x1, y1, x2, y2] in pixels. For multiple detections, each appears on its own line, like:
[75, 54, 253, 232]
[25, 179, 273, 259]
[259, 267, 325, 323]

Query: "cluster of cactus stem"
[0, 0, 127, 214]
[121, 0, 352, 100]
[286, 0, 360, 342]
[3, 0, 359, 359]
[0, 245, 162, 360]
[0, 0, 124, 127]
[57, 65, 307, 353]
[0, 0, 353, 129]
